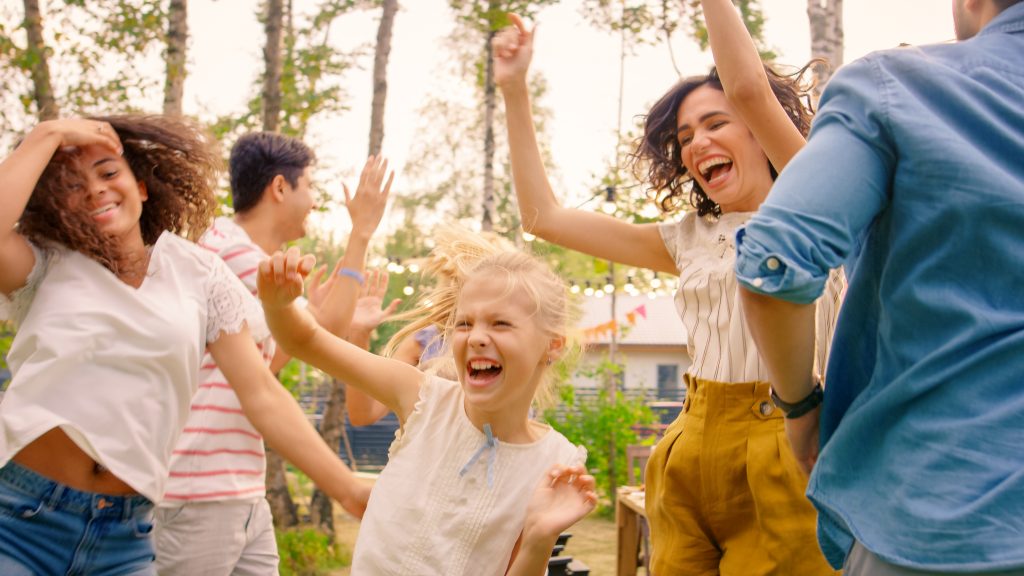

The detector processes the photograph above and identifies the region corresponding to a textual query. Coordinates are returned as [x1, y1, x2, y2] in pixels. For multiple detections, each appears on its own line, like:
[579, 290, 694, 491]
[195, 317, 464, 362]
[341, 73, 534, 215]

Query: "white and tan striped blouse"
[660, 211, 846, 384]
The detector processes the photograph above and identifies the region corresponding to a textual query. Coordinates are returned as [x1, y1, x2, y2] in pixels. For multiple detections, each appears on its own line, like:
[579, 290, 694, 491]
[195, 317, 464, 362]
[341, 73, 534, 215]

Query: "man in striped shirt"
[154, 133, 393, 575]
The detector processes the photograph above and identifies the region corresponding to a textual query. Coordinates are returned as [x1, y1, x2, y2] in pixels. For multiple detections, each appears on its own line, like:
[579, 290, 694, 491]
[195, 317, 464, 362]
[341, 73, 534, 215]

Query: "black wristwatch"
[770, 380, 824, 419]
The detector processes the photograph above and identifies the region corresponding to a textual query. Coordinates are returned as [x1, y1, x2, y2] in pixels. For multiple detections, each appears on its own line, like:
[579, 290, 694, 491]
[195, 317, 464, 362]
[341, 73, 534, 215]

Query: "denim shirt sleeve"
[735, 56, 896, 304]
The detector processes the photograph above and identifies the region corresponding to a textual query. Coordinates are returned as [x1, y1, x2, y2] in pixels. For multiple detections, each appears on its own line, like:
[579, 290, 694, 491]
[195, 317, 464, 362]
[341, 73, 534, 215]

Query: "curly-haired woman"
[0, 116, 366, 575]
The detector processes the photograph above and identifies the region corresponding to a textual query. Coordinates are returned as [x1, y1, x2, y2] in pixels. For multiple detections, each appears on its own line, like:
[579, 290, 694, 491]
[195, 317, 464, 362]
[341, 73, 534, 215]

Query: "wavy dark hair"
[18, 114, 221, 273]
[630, 63, 817, 217]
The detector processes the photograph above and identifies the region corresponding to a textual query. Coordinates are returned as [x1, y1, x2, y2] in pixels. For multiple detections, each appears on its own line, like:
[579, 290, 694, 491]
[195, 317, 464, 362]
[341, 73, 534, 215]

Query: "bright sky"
[185, 0, 955, 236]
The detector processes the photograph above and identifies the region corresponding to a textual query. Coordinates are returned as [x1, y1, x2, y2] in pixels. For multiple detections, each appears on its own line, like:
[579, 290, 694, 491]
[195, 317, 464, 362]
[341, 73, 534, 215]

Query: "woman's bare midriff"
[12, 428, 137, 495]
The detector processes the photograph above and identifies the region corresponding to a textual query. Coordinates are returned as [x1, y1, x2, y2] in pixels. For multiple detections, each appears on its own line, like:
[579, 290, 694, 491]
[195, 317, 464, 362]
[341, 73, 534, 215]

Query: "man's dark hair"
[229, 132, 315, 213]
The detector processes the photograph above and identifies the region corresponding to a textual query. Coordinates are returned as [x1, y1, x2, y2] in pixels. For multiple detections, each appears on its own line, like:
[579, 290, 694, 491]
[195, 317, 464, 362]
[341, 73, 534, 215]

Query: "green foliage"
[0, 322, 14, 391]
[581, 0, 776, 61]
[207, 0, 366, 187]
[580, 0, 686, 49]
[276, 527, 351, 576]
[543, 357, 657, 508]
[0, 0, 166, 134]
[686, 0, 777, 61]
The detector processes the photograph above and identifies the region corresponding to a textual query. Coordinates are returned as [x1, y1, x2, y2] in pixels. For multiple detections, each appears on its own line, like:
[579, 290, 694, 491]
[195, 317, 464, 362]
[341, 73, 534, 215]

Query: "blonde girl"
[258, 227, 596, 576]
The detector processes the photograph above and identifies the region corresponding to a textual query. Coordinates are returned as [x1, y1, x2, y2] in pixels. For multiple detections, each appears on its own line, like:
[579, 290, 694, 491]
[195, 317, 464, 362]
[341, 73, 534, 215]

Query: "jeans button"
[759, 401, 774, 416]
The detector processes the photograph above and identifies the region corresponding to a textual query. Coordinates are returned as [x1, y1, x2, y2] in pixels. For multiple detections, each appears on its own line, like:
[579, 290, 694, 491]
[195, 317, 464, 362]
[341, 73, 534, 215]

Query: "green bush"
[543, 358, 657, 513]
[276, 527, 351, 576]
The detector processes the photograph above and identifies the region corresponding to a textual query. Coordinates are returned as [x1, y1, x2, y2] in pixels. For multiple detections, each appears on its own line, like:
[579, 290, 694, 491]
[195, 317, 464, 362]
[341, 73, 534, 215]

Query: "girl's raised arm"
[208, 326, 371, 518]
[701, 0, 805, 170]
[495, 14, 677, 275]
[0, 119, 122, 296]
[258, 247, 423, 423]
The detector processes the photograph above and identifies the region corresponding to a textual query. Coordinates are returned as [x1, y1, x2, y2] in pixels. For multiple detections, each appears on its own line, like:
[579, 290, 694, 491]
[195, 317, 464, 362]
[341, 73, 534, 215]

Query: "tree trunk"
[262, 0, 284, 132]
[309, 379, 353, 537]
[22, 0, 58, 120]
[368, 0, 398, 156]
[480, 27, 497, 232]
[163, 0, 188, 116]
[807, 0, 843, 101]
[265, 448, 299, 527]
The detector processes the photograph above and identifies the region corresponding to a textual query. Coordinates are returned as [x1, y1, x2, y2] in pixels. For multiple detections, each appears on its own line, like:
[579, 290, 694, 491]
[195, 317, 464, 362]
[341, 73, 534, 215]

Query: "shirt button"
[759, 401, 774, 416]
[752, 278, 764, 288]
[766, 257, 780, 271]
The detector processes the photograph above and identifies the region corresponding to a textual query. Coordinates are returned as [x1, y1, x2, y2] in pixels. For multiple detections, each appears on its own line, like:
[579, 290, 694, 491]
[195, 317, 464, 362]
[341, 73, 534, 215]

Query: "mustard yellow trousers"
[644, 376, 838, 576]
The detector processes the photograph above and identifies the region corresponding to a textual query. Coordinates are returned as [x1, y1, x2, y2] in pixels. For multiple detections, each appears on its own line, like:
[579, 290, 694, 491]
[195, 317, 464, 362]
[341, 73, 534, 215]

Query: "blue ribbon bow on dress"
[459, 423, 497, 488]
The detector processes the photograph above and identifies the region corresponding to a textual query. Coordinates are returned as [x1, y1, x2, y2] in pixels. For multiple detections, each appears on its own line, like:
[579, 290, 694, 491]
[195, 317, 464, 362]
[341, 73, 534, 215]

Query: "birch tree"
[807, 0, 843, 100]
[163, 0, 187, 116]
[22, 0, 58, 120]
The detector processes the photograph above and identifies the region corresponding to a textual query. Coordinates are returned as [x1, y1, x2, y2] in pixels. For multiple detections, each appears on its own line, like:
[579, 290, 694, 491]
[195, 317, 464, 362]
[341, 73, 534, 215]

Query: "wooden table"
[616, 486, 649, 576]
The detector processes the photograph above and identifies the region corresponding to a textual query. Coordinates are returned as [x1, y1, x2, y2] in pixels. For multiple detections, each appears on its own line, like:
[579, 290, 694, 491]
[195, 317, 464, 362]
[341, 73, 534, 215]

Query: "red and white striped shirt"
[162, 217, 276, 503]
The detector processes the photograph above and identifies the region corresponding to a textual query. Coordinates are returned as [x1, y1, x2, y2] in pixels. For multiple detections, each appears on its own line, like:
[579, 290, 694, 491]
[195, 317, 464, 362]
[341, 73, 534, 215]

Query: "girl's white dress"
[352, 375, 585, 576]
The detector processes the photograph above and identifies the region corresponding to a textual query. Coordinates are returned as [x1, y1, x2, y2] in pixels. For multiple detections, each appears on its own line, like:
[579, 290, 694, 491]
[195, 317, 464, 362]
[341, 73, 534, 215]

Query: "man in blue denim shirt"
[734, 0, 1024, 574]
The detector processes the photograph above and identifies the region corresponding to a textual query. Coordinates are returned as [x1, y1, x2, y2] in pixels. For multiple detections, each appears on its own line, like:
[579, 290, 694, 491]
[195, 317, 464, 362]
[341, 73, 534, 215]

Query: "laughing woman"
[494, 3, 844, 574]
[0, 116, 366, 575]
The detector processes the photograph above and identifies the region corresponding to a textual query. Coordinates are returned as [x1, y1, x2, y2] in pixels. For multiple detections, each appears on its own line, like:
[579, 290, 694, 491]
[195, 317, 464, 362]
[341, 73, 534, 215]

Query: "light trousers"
[153, 498, 278, 576]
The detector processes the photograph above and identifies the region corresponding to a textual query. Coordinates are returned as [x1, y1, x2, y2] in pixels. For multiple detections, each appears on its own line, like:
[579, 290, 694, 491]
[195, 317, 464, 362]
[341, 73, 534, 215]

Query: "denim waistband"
[0, 461, 152, 520]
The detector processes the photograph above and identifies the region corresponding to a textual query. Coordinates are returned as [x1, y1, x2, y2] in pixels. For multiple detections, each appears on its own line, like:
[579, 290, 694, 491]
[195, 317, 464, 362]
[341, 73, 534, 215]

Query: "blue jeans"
[0, 461, 156, 575]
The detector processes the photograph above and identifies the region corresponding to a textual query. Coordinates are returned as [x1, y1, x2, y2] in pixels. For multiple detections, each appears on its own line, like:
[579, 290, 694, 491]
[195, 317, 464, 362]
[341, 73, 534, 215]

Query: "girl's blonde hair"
[385, 226, 580, 410]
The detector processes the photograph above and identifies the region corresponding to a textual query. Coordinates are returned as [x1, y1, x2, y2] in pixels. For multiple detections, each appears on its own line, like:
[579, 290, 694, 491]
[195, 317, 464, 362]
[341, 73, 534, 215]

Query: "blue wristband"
[338, 267, 365, 286]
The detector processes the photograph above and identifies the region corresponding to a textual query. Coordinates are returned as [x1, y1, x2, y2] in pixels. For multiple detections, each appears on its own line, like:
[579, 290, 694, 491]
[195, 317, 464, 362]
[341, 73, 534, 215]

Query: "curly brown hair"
[18, 115, 221, 273]
[630, 63, 817, 218]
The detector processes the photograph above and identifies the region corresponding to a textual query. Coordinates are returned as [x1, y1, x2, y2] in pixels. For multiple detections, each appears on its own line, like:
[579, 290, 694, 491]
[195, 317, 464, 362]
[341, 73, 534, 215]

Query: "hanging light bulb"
[624, 275, 635, 292]
[600, 186, 617, 215]
[603, 275, 614, 294]
[402, 281, 415, 296]
[522, 231, 536, 242]
[569, 281, 581, 294]
[650, 276, 662, 289]
[407, 262, 421, 274]
[583, 281, 594, 297]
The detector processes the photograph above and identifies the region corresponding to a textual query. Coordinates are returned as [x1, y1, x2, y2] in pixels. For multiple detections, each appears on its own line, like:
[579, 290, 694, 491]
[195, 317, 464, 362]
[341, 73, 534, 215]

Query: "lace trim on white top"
[205, 259, 268, 344]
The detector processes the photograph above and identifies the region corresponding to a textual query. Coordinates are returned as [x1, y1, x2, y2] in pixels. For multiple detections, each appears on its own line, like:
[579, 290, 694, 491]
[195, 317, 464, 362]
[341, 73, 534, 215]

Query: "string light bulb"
[600, 186, 617, 215]
[402, 280, 414, 296]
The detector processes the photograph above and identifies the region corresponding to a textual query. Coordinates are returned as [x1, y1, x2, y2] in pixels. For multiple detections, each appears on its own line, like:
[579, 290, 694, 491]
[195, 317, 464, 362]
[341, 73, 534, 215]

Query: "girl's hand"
[40, 118, 123, 155]
[522, 464, 597, 542]
[258, 246, 316, 312]
[349, 269, 401, 338]
[493, 13, 534, 89]
[344, 154, 393, 238]
[305, 263, 336, 311]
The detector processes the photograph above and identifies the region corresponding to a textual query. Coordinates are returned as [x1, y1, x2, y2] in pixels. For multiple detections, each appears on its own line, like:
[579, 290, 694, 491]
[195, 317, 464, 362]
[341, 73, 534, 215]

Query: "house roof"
[576, 294, 686, 347]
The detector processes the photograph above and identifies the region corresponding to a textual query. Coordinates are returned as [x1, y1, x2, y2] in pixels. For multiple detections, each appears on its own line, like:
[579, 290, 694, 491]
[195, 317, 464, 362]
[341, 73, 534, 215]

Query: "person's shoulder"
[158, 232, 224, 275]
